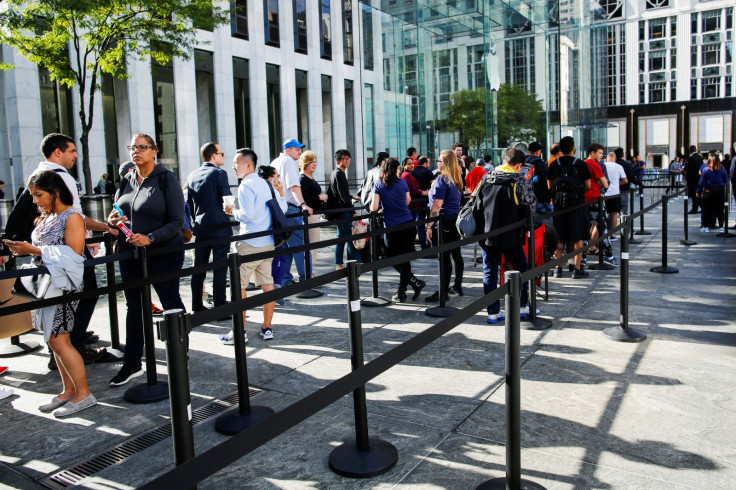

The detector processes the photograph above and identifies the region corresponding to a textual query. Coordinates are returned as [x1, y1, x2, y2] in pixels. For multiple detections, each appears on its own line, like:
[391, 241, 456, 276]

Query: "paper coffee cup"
[223, 195, 235, 206]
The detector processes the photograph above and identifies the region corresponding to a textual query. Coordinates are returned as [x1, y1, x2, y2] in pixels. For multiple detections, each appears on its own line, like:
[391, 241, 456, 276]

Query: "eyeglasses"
[340, 157, 352, 162]
[127, 145, 154, 152]
[216, 152, 225, 156]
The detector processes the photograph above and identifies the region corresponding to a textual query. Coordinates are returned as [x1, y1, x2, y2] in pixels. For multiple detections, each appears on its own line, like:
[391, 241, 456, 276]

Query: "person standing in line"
[584, 143, 609, 256]
[331, 149, 361, 269]
[425, 150, 465, 302]
[614, 148, 634, 215]
[526, 141, 551, 215]
[186, 142, 233, 315]
[400, 157, 428, 247]
[602, 151, 628, 243]
[452, 143, 467, 188]
[359, 151, 389, 209]
[407, 147, 418, 165]
[685, 146, 704, 214]
[412, 155, 434, 251]
[465, 158, 488, 193]
[299, 150, 327, 272]
[370, 158, 425, 302]
[223, 148, 284, 342]
[108, 134, 186, 386]
[697, 153, 728, 233]
[270, 139, 312, 286]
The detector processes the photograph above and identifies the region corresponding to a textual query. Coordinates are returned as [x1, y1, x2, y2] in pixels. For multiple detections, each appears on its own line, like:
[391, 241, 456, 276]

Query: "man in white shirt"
[270, 138, 312, 286]
[602, 151, 628, 232]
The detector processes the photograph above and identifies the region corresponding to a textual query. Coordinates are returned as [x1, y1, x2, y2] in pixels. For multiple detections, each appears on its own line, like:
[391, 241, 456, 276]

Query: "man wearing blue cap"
[271, 138, 313, 286]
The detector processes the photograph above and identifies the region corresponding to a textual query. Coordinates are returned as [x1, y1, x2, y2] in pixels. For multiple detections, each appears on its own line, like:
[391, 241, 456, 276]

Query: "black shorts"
[605, 196, 622, 214]
[552, 207, 587, 243]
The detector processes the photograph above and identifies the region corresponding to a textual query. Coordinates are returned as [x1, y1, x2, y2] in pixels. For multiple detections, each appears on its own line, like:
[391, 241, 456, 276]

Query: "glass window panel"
[649, 50, 666, 71]
[649, 18, 666, 39]
[701, 10, 720, 33]
[264, 0, 279, 46]
[232, 57, 252, 150]
[266, 64, 281, 160]
[702, 77, 719, 98]
[295, 69, 309, 146]
[293, 0, 307, 53]
[702, 44, 720, 65]
[151, 61, 178, 177]
[194, 49, 217, 143]
[231, 0, 248, 40]
[320, 0, 332, 59]
[361, 4, 373, 70]
[343, 0, 353, 64]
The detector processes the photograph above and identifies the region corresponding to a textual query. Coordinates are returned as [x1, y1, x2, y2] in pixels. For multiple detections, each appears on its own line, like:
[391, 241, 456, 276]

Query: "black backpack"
[552, 159, 582, 209]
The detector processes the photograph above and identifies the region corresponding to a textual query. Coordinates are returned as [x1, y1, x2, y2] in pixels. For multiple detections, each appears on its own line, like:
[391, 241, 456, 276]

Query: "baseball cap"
[528, 141, 543, 153]
[476, 158, 485, 166]
[283, 138, 305, 149]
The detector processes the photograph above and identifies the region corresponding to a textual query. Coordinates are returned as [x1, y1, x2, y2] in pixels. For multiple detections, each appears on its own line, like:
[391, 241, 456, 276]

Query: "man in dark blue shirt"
[411, 156, 434, 250]
[186, 142, 233, 313]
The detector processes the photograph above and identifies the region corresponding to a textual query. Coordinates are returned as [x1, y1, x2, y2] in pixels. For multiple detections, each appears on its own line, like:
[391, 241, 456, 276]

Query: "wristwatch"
[147, 233, 155, 244]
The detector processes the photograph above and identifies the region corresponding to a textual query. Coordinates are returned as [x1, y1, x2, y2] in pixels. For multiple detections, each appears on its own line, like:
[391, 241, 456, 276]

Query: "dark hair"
[550, 144, 561, 156]
[417, 155, 429, 167]
[258, 165, 276, 180]
[483, 154, 492, 163]
[27, 170, 74, 213]
[374, 151, 389, 167]
[503, 148, 525, 166]
[406, 147, 417, 157]
[200, 142, 219, 162]
[402, 157, 413, 167]
[40, 133, 75, 158]
[452, 142, 463, 150]
[0, 181, 4, 186]
[689, 145, 697, 153]
[132, 133, 157, 150]
[335, 149, 352, 162]
[587, 143, 604, 155]
[236, 148, 258, 166]
[462, 155, 474, 168]
[614, 147, 624, 159]
[380, 158, 401, 187]
[559, 136, 575, 155]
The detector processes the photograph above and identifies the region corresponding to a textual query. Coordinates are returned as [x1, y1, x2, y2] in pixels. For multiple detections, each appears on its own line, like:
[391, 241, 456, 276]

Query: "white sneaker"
[487, 311, 505, 324]
[219, 330, 248, 345]
[0, 387, 13, 400]
[260, 328, 274, 340]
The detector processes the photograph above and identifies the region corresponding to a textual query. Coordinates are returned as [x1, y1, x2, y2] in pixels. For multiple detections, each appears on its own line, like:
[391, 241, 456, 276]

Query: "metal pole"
[329, 260, 398, 478]
[604, 217, 646, 342]
[477, 271, 546, 490]
[296, 209, 324, 298]
[635, 186, 651, 235]
[522, 211, 551, 330]
[437, 212, 447, 308]
[361, 211, 390, 307]
[105, 233, 121, 349]
[651, 195, 678, 274]
[628, 189, 641, 244]
[716, 184, 736, 237]
[680, 194, 696, 245]
[160, 310, 195, 468]
[589, 196, 614, 270]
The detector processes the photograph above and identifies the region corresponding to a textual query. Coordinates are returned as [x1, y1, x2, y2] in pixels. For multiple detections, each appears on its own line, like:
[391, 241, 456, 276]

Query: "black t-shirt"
[548, 156, 592, 204]
[299, 174, 323, 211]
[412, 166, 434, 191]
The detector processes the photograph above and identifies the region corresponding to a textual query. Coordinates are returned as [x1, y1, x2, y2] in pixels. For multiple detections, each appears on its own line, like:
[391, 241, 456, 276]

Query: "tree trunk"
[79, 130, 93, 195]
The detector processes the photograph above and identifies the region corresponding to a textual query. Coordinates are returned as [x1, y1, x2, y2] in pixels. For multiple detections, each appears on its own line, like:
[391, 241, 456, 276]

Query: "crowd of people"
[1, 131, 734, 413]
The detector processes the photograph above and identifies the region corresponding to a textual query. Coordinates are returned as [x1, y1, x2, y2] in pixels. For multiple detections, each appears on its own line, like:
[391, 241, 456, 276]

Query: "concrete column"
[173, 55, 200, 179]
[676, 13, 691, 102]
[625, 21, 639, 106]
[212, 19, 237, 183]
[125, 58, 155, 138]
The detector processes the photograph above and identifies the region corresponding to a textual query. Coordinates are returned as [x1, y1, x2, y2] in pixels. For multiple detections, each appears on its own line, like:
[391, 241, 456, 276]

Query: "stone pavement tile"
[400, 432, 687, 489]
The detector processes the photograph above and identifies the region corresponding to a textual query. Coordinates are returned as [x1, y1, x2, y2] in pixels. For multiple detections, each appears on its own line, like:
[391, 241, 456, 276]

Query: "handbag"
[266, 184, 292, 248]
[456, 177, 487, 238]
[12, 265, 64, 301]
[352, 219, 367, 250]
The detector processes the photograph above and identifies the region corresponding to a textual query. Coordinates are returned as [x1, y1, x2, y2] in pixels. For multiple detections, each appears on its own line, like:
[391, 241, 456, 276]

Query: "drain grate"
[42, 388, 261, 489]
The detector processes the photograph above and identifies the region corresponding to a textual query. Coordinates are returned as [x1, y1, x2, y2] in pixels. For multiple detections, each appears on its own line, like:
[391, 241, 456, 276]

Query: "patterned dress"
[31, 208, 82, 337]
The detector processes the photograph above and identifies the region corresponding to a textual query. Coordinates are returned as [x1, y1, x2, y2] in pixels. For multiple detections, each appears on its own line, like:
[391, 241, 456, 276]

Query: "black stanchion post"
[361, 211, 391, 307]
[478, 271, 546, 490]
[125, 247, 169, 403]
[651, 195, 679, 274]
[604, 217, 647, 342]
[628, 189, 641, 244]
[635, 185, 651, 235]
[329, 260, 398, 478]
[426, 213, 459, 318]
[296, 208, 325, 299]
[716, 187, 736, 237]
[680, 193, 697, 246]
[159, 309, 196, 471]
[0, 258, 41, 358]
[104, 233, 121, 350]
[521, 210, 551, 330]
[589, 196, 614, 271]
[215, 252, 274, 435]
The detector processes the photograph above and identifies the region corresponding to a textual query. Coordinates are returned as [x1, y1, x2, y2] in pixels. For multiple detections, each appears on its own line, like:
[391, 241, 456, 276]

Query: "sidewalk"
[1, 199, 734, 489]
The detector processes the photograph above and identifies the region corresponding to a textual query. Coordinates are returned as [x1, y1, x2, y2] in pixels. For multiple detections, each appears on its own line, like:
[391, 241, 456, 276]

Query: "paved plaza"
[1, 199, 735, 489]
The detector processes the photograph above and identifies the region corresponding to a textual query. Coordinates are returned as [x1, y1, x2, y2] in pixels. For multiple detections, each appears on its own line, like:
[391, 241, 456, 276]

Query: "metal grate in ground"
[41, 388, 261, 489]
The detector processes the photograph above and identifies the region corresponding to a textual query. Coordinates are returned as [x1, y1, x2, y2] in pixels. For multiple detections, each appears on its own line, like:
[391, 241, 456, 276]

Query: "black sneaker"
[450, 285, 464, 296]
[572, 267, 590, 279]
[110, 364, 144, 386]
[553, 266, 563, 278]
[77, 346, 107, 365]
[84, 334, 99, 345]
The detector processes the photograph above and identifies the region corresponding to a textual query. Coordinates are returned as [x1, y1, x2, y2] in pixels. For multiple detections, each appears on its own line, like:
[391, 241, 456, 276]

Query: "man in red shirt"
[584, 143, 609, 249]
[465, 158, 488, 193]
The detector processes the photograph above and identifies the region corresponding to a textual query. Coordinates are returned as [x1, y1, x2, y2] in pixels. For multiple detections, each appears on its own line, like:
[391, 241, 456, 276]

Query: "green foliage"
[446, 88, 488, 152]
[496, 83, 545, 148]
[0, 0, 229, 192]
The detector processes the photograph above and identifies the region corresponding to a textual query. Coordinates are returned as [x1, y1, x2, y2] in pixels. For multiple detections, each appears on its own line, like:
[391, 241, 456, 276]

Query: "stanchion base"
[650, 266, 679, 274]
[215, 405, 275, 435]
[603, 326, 647, 343]
[296, 289, 324, 299]
[521, 316, 553, 330]
[361, 296, 392, 307]
[715, 231, 736, 238]
[328, 439, 398, 478]
[634, 230, 652, 235]
[0, 340, 41, 358]
[477, 477, 547, 489]
[628, 237, 642, 244]
[124, 381, 169, 404]
[588, 263, 615, 271]
[679, 239, 697, 245]
[425, 306, 459, 318]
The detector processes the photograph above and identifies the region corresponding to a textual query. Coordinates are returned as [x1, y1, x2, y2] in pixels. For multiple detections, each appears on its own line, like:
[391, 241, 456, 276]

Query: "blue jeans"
[413, 208, 428, 249]
[119, 247, 186, 368]
[281, 205, 311, 285]
[481, 245, 529, 315]
[335, 212, 361, 264]
[191, 238, 230, 310]
[271, 243, 289, 285]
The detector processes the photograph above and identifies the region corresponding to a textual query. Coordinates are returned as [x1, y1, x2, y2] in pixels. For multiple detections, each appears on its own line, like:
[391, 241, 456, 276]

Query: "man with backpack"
[474, 149, 537, 324]
[547, 136, 592, 279]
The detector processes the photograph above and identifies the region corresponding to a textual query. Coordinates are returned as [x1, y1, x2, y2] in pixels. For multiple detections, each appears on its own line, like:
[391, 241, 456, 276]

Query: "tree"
[0, 0, 229, 194]
[446, 88, 488, 152]
[496, 83, 545, 148]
